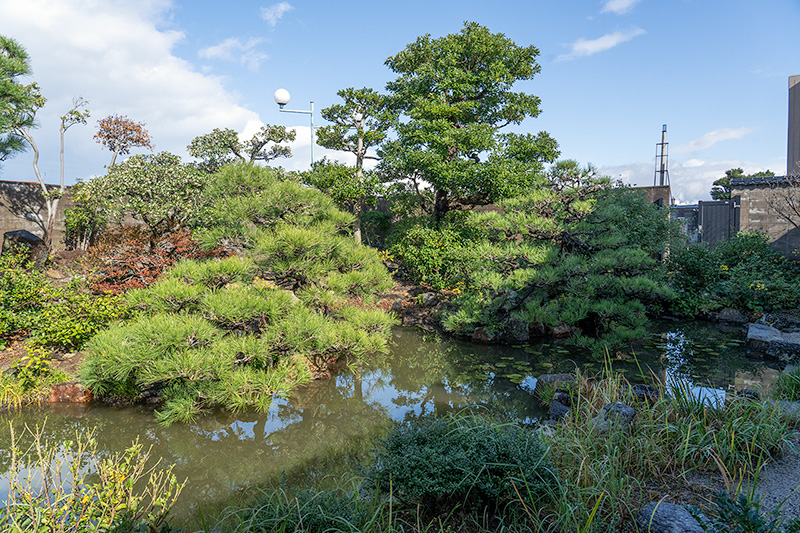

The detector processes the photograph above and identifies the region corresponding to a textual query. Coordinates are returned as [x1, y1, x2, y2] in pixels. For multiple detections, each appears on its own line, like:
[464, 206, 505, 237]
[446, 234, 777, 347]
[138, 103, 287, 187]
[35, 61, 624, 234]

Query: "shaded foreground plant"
[692, 491, 800, 533]
[1, 422, 184, 532]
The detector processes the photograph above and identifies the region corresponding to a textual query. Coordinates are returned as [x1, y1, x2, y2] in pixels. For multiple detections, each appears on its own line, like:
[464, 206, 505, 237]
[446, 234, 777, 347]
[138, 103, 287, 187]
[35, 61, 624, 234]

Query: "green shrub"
[669, 233, 800, 316]
[80, 165, 395, 425]
[0, 252, 48, 340]
[369, 413, 556, 513]
[32, 290, 129, 350]
[388, 224, 474, 290]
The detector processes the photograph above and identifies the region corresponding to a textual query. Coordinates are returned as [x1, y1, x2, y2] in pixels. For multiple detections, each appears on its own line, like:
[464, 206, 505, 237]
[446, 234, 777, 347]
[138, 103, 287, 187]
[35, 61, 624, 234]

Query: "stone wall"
[731, 178, 800, 259]
[0, 181, 74, 249]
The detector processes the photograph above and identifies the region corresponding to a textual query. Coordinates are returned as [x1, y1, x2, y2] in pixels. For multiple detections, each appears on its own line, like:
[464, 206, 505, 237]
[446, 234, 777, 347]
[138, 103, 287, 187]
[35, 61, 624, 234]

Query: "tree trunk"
[44, 197, 60, 250]
[433, 188, 449, 227]
[353, 201, 362, 245]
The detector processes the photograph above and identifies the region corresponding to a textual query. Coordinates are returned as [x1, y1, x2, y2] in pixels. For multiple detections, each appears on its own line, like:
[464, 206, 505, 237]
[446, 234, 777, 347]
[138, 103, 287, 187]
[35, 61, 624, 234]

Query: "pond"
[0, 321, 783, 520]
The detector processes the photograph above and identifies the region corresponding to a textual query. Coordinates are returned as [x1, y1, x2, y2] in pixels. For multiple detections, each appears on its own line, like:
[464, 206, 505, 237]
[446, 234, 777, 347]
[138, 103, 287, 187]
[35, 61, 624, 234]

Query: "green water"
[0, 322, 781, 520]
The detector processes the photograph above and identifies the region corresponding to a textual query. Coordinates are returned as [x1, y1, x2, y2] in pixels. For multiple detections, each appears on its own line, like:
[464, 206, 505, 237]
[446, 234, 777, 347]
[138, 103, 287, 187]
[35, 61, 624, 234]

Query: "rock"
[776, 400, 800, 419]
[717, 307, 749, 324]
[48, 382, 93, 404]
[390, 299, 403, 313]
[549, 323, 574, 338]
[632, 384, 660, 404]
[549, 399, 571, 421]
[746, 323, 800, 363]
[3, 229, 48, 266]
[533, 373, 575, 399]
[503, 318, 530, 343]
[636, 502, 703, 533]
[471, 327, 498, 343]
[537, 423, 556, 438]
[552, 389, 572, 407]
[736, 389, 761, 401]
[44, 268, 63, 279]
[419, 292, 439, 308]
[592, 401, 636, 433]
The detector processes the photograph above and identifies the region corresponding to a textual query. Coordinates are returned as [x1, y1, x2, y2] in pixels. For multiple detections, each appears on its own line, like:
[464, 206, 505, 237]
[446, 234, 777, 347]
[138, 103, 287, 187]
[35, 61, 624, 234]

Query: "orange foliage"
[85, 227, 227, 294]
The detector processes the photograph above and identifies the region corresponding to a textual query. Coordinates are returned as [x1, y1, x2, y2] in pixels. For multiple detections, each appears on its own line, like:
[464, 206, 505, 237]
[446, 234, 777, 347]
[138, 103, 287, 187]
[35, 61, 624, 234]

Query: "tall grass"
[543, 371, 793, 530]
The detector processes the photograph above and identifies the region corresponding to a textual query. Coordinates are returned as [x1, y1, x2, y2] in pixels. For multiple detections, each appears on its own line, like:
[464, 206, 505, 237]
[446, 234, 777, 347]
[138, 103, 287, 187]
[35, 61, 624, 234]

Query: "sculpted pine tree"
[94, 114, 153, 167]
[187, 125, 296, 172]
[310, 88, 394, 243]
[383, 22, 559, 224]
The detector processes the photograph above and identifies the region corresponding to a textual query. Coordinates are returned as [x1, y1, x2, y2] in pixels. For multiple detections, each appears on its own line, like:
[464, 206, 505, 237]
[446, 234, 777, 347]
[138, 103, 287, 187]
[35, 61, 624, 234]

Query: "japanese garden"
[2, 21, 800, 533]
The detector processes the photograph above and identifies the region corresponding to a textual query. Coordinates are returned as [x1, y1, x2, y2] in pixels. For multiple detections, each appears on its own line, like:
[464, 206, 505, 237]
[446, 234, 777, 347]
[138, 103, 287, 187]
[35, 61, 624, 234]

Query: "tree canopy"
[711, 167, 775, 200]
[94, 114, 153, 167]
[382, 21, 559, 223]
[99, 152, 207, 237]
[0, 35, 44, 166]
[187, 125, 296, 172]
[308, 87, 395, 244]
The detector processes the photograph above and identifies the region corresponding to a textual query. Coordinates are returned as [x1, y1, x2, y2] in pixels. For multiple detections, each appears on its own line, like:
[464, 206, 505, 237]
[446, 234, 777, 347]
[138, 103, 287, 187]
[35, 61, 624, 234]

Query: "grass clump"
[773, 366, 800, 402]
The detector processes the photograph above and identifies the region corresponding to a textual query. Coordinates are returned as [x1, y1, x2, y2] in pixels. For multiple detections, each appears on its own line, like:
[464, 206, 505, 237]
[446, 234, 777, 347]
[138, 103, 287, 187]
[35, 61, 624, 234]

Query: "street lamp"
[273, 88, 315, 165]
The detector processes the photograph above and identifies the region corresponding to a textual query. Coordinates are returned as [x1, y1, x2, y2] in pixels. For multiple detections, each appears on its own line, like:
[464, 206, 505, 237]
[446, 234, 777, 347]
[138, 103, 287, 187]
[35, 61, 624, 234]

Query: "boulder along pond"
[0, 320, 785, 520]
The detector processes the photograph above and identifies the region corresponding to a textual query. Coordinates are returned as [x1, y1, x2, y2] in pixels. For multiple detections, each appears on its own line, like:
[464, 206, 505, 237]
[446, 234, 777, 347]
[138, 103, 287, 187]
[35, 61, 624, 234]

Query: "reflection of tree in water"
[385, 329, 541, 422]
[657, 324, 763, 389]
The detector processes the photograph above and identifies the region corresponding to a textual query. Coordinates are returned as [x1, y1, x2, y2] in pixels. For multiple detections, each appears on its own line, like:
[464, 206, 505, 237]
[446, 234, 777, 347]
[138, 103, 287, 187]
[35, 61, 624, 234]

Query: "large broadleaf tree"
[382, 22, 560, 224]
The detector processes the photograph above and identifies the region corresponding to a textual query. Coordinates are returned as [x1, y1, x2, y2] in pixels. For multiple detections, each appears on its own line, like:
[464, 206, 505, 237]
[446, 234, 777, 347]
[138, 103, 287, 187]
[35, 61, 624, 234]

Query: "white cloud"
[198, 37, 268, 71]
[600, 156, 784, 205]
[261, 2, 294, 27]
[601, 0, 641, 15]
[673, 127, 755, 153]
[0, 0, 259, 182]
[557, 27, 646, 61]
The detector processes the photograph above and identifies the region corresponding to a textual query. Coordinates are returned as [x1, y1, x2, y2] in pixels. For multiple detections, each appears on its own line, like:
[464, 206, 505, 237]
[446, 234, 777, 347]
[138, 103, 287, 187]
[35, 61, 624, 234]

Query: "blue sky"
[1, 0, 798, 203]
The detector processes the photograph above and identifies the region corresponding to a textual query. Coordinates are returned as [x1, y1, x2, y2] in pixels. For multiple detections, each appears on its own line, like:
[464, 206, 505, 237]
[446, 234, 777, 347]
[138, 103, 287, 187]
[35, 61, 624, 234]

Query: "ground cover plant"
[80, 164, 396, 424]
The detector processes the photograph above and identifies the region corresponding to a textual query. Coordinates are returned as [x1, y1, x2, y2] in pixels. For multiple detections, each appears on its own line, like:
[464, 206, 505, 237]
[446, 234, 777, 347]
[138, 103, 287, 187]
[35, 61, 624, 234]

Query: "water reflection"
[0, 322, 782, 518]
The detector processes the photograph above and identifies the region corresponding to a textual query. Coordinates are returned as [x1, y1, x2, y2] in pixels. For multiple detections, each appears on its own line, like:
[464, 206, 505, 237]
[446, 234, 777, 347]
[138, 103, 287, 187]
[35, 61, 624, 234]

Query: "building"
[730, 175, 800, 259]
[789, 75, 800, 176]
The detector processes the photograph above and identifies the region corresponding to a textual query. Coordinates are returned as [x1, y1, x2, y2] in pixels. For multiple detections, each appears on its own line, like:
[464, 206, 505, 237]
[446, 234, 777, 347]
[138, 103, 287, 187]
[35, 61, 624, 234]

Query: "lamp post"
[273, 88, 314, 165]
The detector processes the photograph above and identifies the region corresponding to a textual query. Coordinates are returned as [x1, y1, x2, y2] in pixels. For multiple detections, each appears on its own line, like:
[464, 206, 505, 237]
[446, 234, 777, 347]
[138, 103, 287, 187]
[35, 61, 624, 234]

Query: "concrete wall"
[789, 75, 800, 176]
[632, 185, 671, 206]
[732, 180, 800, 260]
[0, 181, 74, 249]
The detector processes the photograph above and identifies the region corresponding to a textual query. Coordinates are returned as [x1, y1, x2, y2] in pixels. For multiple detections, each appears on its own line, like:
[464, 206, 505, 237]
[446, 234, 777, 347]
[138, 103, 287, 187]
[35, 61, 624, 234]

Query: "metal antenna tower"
[654, 124, 670, 186]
